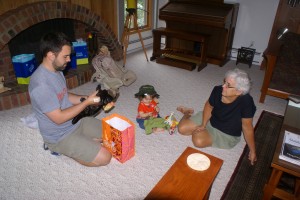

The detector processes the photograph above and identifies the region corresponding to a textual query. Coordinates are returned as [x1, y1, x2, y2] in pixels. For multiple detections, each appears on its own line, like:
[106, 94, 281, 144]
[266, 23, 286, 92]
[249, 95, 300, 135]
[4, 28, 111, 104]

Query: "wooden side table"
[263, 101, 300, 200]
[145, 147, 223, 200]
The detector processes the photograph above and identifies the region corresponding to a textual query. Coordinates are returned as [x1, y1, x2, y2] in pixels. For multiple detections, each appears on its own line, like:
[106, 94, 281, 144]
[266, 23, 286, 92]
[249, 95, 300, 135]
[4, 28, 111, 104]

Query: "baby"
[135, 85, 166, 134]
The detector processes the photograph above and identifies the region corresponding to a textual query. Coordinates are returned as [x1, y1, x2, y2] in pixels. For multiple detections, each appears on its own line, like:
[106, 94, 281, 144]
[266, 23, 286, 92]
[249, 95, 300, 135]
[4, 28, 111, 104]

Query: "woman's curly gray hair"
[225, 68, 252, 95]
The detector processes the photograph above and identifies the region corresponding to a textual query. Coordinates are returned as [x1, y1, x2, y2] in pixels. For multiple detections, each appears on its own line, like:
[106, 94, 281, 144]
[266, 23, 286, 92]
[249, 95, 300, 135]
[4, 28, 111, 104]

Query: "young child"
[135, 85, 166, 134]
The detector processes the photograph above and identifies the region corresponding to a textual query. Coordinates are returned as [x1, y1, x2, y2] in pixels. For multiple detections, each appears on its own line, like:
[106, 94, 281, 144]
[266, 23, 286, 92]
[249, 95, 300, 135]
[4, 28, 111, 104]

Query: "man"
[29, 32, 112, 167]
[177, 68, 257, 165]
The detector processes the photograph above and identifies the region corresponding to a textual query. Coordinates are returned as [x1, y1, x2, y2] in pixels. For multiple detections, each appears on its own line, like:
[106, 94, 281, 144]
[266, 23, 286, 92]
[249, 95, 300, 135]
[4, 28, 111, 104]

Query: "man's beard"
[53, 61, 66, 71]
[54, 66, 65, 71]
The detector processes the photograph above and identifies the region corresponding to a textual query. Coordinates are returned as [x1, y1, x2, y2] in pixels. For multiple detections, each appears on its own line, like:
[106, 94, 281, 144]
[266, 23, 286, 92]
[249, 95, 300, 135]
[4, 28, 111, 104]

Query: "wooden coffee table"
[145, 146, 223, 200]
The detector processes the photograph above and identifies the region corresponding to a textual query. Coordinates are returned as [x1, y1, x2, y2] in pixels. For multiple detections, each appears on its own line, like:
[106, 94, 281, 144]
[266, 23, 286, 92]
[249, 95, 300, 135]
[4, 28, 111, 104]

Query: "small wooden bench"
[151, 27, 209, 71]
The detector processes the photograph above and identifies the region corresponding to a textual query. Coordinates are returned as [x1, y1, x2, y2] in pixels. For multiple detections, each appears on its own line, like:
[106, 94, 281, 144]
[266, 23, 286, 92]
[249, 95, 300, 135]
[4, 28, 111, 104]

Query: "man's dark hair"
[40, 32, 72, 58]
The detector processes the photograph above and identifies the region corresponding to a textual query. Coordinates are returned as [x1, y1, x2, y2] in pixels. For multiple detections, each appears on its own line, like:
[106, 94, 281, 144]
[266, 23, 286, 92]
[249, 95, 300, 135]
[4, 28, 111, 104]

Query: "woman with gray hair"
[224, 68, 251, 95]
[177, 68, 257, 165]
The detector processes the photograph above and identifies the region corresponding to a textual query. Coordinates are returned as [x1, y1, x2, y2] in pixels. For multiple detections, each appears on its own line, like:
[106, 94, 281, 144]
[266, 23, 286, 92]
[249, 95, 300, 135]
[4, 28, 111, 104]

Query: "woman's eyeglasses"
[222, 80, 236, 89]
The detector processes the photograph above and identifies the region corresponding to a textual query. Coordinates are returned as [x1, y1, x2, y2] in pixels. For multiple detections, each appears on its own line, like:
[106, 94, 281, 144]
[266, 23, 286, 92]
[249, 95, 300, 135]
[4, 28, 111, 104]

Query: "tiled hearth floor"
[0, 64, 94, 111]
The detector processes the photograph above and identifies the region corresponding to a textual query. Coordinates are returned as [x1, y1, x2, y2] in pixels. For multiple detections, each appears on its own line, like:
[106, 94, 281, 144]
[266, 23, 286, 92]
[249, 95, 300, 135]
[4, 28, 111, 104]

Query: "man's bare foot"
[153, 127, 165, 133]
[176, 106, 194, 115]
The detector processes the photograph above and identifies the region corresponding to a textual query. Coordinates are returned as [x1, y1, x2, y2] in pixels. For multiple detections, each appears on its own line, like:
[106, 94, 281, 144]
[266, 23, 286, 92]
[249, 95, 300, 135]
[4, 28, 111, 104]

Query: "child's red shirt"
[137, 100, 158, 119]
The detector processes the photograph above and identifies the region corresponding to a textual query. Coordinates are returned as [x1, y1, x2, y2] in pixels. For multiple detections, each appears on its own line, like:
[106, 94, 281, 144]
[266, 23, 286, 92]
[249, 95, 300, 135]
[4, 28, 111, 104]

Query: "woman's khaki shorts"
[190, 111, 240, 149]
[46, 117, 102, 162]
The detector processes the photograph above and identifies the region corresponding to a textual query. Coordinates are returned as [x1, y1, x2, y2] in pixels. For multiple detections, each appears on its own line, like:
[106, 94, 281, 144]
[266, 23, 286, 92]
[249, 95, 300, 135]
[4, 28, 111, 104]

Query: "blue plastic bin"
[72, 41, 89, 65]
[12, 54, 37, 84]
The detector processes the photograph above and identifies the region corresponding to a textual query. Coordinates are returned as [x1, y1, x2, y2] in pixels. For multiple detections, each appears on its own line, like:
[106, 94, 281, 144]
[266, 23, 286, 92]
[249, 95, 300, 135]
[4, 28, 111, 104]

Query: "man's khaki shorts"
[46, 117, 102, 162]
[190, 111, 240, 149]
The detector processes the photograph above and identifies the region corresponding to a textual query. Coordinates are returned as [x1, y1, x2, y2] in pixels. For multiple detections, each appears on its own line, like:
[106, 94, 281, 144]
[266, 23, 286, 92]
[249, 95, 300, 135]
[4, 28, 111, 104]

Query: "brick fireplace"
[0, 1, 123, 111]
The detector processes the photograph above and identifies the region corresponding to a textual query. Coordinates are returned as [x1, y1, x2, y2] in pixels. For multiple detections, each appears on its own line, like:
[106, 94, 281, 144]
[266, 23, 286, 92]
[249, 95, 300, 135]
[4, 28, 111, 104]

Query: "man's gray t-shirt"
[29, 65, 78, 143]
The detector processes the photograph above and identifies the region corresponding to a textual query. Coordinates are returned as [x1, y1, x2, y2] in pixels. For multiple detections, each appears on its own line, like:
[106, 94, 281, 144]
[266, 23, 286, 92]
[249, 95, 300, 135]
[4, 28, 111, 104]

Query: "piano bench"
[151, 27, 209, 71]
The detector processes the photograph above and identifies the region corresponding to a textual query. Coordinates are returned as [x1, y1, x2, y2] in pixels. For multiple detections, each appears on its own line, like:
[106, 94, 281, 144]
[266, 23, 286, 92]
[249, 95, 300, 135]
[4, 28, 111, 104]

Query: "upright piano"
[151, 0, 239, 69]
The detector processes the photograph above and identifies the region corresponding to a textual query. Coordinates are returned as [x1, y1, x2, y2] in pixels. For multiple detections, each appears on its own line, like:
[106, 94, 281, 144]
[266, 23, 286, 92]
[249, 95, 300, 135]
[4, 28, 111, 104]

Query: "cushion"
[269, 32, 300, 96]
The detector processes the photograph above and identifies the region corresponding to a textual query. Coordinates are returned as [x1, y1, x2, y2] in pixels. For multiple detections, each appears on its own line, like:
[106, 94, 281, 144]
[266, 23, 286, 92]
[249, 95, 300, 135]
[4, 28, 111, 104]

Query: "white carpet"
[0, 49, 287, 200]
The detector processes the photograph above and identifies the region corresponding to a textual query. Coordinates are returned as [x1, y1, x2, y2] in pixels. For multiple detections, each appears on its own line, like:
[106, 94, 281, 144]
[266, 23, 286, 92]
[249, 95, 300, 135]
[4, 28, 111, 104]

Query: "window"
[124, 0, 152, 31]
[119, 0, 156, 52]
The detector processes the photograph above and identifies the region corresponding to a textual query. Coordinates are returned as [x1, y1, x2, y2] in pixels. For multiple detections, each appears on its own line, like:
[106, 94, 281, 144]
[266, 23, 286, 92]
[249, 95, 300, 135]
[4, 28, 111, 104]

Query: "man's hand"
[85, 91, 100, 105]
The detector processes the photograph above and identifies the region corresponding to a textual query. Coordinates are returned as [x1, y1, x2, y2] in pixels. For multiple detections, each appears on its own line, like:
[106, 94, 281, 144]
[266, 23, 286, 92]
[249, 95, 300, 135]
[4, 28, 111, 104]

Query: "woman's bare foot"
[176, 106, 194, 115]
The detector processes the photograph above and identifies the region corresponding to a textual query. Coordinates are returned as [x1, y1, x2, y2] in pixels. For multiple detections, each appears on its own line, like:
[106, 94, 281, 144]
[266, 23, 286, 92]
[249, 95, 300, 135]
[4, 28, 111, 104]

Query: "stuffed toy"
[164, 112, 179, 135]
[91, 45, 137, 97]
[72, 84, 115, 124]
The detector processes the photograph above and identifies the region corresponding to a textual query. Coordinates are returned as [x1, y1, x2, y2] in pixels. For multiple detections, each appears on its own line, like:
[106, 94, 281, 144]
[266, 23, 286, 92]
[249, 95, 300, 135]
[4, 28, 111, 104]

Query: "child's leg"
[136, 118, 145, 129]
[152, 127, 165, 133]
[144, 118, 166, 134]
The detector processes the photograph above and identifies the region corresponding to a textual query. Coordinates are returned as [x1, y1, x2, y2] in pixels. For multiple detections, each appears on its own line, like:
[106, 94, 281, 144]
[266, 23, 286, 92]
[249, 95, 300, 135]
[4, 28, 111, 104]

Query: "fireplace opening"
[8, 18, 76, 64]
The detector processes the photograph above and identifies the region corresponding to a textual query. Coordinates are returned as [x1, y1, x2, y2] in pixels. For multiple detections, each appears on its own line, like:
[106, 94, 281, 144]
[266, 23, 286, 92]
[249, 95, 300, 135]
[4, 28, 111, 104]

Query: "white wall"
[229, 0, 280, 64]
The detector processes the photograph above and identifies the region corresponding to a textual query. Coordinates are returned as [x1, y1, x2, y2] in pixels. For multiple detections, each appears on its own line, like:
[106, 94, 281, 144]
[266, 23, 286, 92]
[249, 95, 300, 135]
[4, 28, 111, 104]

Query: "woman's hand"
[193, 125, 206, 132]
[242, 118, 257, 166]
[248, 151, 257, 165]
